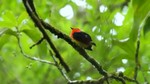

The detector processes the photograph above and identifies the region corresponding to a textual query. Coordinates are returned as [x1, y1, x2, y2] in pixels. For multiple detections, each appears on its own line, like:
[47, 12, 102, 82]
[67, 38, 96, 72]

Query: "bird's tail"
[91, 42, 96, 46]
[85, 42, 96, 51]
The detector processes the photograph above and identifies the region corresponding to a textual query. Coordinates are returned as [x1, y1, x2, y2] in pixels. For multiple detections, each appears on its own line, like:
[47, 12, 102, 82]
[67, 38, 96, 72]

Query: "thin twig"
[17, 35, 56, 66]
[22, 0, 70, 72]
[41, 14, 108, 77]
[134, 39, 140, 80]
[134, 23, 142, 80]
[68, 80, 100, 84]
[123, 76, 139, 84]
[110, 75, 126, 84]
[21, 0, 141, 84]
[23, 0, 106, 76]
[30, 37, 44, 49]
[49, 50, 71, 82]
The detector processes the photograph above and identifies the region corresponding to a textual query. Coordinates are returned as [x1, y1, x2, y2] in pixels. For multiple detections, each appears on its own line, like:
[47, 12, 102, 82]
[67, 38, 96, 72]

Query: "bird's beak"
[70, 27, 73, 30]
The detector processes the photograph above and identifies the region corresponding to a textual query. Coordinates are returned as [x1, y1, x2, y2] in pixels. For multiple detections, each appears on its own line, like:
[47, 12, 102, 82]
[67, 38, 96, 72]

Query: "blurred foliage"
[0, 0, 150, 84]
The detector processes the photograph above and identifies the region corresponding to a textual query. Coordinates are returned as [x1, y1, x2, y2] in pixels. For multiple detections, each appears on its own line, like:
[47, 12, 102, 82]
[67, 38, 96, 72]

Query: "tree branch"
[123, 76, 139, 84]
[49, 50, 71, 82]
[22, 0, 70, 72]
[134, 22, 141, 81]
[22, 0, 141, 84]
[30, 37, 44, 49]
[41, 6, 108, 77]
[22, 0, 107, 76]
[134, 39, 140, 80]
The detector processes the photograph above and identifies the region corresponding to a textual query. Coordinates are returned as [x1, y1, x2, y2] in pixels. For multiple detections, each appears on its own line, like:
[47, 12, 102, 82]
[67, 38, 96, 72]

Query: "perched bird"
[70, 27, 96, 50]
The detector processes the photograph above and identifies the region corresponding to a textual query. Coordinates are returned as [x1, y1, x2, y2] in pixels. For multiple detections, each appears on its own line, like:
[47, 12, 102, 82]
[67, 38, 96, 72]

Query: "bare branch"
[21, 0, 142, 84]
[41, 6, 108, 77]
[134, 39, 140, 80]
[17, 35, 56, 66]
[123, 76, 139, 84]
[134, 21, 142, 81]
[110, 75, 126, 84]
[49, 50, 71, 82]
[30, 37, 44, 49]
[22, 0, 70, 72]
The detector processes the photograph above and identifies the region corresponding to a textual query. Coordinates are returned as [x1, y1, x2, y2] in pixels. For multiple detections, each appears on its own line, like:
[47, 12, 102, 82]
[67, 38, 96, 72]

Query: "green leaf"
[112, 38, 135, 56]
[0, 28, 8, 36]
[143, 16, 150, 35]
[130, 0, 150, 41]
[17, 11, 28, 25]
[2, 11, 16, 22]
[0, 28, 17, 37]
[22, 29, 47, 56]
[0, 11, 17, 28]
[0, 28, 18, 50]
[0, 21, 16, 28]
[22, 29, 41, 41]
[0, 35, 10, 50]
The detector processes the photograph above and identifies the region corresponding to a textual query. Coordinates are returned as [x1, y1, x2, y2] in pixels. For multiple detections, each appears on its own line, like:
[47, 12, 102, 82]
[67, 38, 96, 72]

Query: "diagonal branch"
[30, 37, 44, 49]
[41, 7, 108, 77]
[49, 50, 71, 82]
[22, 0, 70, 72]
[21, 0, 142, 84]
[22, 0, 107, 76]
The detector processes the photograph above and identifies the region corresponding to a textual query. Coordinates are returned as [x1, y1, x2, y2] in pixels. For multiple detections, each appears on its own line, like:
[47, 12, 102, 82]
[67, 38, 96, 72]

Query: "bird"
[70, 27, 96, 50]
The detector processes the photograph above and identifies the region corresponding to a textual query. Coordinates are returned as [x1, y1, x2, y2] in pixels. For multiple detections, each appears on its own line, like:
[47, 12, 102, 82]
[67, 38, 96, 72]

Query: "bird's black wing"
[73, 32, 92, 45]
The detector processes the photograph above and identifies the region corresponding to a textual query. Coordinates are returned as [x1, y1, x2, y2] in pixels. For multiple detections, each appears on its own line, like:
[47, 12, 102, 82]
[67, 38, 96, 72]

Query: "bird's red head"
[70, 27, 96, 50]
[70, 27, 81, 37]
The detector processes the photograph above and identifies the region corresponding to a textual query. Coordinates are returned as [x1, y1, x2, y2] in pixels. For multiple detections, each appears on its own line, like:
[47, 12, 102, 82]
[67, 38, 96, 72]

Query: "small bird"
[70, 27, 96, 50]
